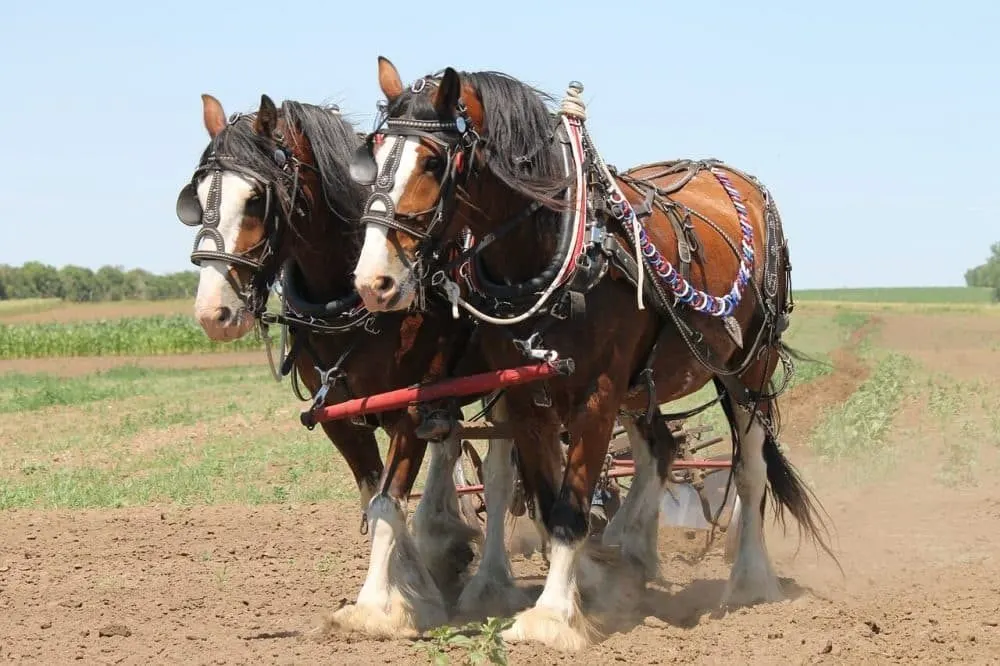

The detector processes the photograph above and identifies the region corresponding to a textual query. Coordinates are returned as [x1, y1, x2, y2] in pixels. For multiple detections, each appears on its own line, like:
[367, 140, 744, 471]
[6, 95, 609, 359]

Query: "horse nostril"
[373, 276, 396, 294]
[215, 306, 232, 323]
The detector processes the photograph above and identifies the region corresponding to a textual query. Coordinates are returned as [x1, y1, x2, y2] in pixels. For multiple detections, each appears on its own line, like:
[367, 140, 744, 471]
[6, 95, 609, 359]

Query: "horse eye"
[424, 156, 444, 174]
[245, 193, 266, 216]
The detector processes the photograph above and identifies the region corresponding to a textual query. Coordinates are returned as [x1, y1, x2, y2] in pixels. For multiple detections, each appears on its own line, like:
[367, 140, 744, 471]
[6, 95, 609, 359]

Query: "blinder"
[175, 183, 203, 226]
[175, 153, 286, 269]
[349, 139, 378, 187]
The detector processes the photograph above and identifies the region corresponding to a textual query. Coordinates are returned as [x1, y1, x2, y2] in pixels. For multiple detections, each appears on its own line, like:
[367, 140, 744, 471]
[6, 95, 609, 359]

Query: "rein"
[429, 112, 588, 326]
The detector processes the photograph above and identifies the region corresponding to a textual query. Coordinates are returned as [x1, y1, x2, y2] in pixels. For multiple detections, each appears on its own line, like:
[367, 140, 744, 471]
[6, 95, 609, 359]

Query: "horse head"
[178, 93, 366, 340]
[350, 57, 571, 313]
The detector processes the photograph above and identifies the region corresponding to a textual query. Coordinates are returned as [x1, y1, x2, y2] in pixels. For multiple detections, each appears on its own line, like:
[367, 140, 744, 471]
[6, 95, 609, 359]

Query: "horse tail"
[760, 426, 840, 571]
[779, 340, 831, 371]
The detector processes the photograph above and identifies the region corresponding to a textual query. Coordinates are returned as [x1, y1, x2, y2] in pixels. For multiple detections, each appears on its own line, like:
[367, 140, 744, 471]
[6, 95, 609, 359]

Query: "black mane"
[281, 101, 368, 225]
[197, 101, 367, 228]
[388, 70, 570, 209]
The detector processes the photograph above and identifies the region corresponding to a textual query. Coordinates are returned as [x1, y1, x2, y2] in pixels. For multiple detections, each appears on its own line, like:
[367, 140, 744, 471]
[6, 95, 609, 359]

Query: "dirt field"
[2, 307, 999, 664]
[0, 299, 192, 324]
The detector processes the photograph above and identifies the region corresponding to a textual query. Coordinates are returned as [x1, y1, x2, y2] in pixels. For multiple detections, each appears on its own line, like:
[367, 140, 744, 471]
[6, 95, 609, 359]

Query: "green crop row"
[0, 315, 263, 359]
[795, 286, 994, 304]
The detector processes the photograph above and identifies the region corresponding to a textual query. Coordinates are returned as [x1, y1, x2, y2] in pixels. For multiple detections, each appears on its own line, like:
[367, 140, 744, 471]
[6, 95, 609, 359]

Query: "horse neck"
[463, 181, 556, 283]
[287, 197, 359, 304]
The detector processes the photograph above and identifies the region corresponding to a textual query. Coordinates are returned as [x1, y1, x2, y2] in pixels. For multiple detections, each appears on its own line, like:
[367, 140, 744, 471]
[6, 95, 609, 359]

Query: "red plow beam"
[303, 362, 564, 427]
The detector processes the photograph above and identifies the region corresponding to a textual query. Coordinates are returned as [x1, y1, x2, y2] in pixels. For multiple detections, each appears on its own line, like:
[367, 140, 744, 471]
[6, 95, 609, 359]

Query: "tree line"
[2, 244, 997, 304]
[965, 241, 1000, 301]
[0, 262, 200, 302]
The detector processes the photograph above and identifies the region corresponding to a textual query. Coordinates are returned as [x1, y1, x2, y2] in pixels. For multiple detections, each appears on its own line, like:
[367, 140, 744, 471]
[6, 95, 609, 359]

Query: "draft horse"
[350, 57, 834, 650]
[175, 93, 526, 636]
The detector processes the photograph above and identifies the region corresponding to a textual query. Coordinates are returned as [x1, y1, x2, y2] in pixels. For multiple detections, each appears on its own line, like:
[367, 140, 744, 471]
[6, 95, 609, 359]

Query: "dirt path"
[0, 300, 192, 324]
[777, 317, 878, 449]
[3, 313, 1000, 664]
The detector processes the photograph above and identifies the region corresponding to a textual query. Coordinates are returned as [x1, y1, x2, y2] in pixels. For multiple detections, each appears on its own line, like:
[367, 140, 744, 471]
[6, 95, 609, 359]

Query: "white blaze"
[192, 172, 255, 323]
[353, 136, 421, 288]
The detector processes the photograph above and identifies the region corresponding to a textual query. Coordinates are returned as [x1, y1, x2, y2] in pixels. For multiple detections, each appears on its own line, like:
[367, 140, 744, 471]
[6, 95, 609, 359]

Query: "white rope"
[439, 115, 587, 326]
[586, 133, 646, 311]
[630, 210, 645, 310]
[560, 81, 587, 121]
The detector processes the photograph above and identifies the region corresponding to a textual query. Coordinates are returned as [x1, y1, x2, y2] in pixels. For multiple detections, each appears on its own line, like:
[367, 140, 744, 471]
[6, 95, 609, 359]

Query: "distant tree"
[17, 261, 62, 299]
[124, 268, 152, 300]
[965, 242, 1000, 301]
[0, 264, 11, 299]
[58, 265, 98, 302]
[0, 262, 201, 302]
[94, 265, 128, 301]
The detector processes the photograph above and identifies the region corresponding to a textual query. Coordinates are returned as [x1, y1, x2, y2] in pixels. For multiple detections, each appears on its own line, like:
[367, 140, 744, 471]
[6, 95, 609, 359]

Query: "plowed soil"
[3, 312, 999, 665]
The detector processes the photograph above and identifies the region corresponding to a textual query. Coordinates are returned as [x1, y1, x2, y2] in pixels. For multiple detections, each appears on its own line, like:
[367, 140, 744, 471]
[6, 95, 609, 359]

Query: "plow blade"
[659, 456, 737, 530]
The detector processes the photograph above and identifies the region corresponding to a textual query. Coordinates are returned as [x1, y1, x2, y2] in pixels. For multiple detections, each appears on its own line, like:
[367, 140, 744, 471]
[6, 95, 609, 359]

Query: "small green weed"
[214, 563, 229, 590]
[937, 420, 980, 488]
[417, 617, 514, 666]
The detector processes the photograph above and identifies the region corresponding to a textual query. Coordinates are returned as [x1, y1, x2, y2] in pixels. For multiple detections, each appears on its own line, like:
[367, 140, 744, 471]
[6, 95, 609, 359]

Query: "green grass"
[0, 363, 374, 509]
[0, 315, 263, 359]
[0, 298, 63, 318]
[0, 307, 866, 511]
[809, 352, 916, 477]
[0, 365, 264, 414]
[795, 286, 993, 304]
[0, 429, 361, 509]
[923, 374, 1000, 487]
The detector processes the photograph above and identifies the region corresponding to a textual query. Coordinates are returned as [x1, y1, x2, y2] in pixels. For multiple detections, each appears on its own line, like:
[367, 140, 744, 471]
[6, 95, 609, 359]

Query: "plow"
[299, 360, 738, 535]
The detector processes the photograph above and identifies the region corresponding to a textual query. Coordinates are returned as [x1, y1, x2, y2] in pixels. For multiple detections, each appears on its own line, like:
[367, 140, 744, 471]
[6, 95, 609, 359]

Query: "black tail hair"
[781, 340, 831, 371]
[639, 410, 681, 482]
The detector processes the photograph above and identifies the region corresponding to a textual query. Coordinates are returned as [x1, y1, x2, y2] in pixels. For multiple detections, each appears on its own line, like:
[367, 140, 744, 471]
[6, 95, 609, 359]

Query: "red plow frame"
[301, 361, 733, 507]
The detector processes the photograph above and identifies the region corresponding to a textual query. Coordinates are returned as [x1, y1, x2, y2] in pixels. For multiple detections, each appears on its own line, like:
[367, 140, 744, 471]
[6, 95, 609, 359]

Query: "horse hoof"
[501, 606, 592, 652]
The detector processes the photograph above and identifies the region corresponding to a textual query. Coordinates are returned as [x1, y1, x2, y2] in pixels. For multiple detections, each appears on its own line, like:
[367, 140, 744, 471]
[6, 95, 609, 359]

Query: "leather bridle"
[175, 118, 306, 316]
[349, 96, 480, 264]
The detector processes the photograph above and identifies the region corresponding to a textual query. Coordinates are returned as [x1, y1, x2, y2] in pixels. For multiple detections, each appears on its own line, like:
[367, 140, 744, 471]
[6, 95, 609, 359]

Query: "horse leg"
[724, 494, 744, 564]
[456, 394, 531, 618]
[319, 421, 383, 515]
[300, 354, 384, 514]
[326, 413, 447, 637]
[720, 373, 833, 608]
[503, 378, 632, 651]
[601, 414, 677, 581]
[717, 385, 785, 606]
[412, 431, 481, 604]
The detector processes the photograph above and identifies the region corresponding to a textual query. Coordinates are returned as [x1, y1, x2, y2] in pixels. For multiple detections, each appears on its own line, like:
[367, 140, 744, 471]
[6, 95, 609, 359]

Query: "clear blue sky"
[1, 0, 996, 289]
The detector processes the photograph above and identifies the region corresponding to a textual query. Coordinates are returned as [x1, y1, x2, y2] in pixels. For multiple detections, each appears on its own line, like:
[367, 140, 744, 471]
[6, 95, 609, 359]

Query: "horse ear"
[201, 94, 226, 138]
[254, 94, 278, 137]
[377, 56, 403, 102]
[434, 67, 462, 115]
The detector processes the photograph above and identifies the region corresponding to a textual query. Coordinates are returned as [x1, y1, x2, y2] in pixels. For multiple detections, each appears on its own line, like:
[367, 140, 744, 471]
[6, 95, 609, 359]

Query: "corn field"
[0, 315, 263, 359]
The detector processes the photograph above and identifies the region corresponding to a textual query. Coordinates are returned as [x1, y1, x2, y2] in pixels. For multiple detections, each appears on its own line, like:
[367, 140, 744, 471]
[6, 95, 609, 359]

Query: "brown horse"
[176, 93, 526, 635]
[350, 57, 834, 650]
